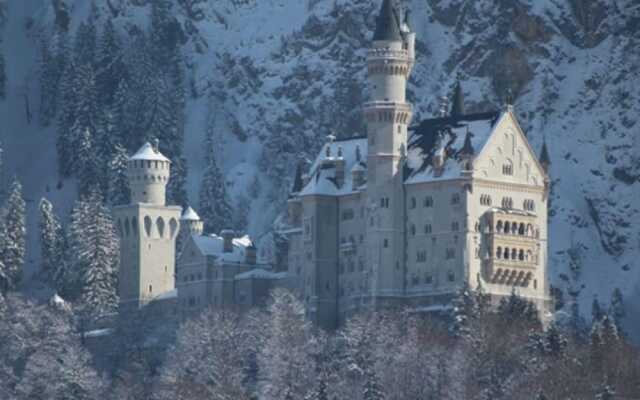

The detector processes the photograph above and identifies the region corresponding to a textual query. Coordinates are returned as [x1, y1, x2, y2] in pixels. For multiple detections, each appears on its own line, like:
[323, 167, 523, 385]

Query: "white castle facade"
[113, 0, 552, 329]
[284, 0, 552, 329]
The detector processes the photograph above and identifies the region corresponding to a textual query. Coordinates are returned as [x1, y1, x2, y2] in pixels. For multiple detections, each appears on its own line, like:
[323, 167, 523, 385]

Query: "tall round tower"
[127, 140, 171, 205]
[364, 0, 415, 296]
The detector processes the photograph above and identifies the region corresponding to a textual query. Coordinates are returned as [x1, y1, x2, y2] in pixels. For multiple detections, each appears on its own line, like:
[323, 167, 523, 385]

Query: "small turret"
[539, 139, 550, 173]
[460, 128, 474, 172]
[181, 206, 203, 236]
[127, 141, 171, 206]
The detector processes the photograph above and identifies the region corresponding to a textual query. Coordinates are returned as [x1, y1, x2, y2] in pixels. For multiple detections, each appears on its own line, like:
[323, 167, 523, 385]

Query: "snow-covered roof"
[299, 137, 368, 197]
[154, 289, 178, 301]
[406, 110, 501, 184]
[129, 142, 170, 162]
[235, 269, 288, 280]
[192, 234, 253, 263]
[181, 206, 201, 221]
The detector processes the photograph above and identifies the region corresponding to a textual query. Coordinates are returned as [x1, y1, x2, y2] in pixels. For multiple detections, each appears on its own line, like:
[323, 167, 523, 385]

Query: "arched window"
[502, 159, 513, 175]
[144, 216, 153, 237]
[410, 197, 416, 209]
[511, 248, 517, 260]
[410, 224, 416, 236]
[425, 224, 432, 234]
[496, 220, 503, 233]
[504, 247, 510, 259]
[424, 196, 433, 207]
[156, 217, 165, 238]
[504, 221, 510, 234]
[519, 223, 525, 235]
[451, 193, 461, 205]
[519, 249, 525, 261]
[170, 218, 178, 238]
[497, 246, 502, 259]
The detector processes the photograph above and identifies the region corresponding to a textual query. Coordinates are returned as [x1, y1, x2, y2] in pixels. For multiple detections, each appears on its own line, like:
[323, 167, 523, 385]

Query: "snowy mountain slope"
[2, 0, 639, 334]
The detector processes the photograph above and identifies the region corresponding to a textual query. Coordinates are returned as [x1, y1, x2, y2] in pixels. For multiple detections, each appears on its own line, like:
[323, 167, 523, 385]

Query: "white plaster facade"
[284, 1, 552, 330]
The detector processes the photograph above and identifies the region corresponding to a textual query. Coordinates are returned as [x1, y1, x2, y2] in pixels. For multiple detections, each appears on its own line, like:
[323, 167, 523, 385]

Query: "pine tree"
[73, 21, 97, 67]
[75, 126, 100, 196]
[610, 288, 624, 323]
[107, 144, 130, 206]
[56, 60, 77, 177]
[68, 192, 119, 314]
[39, 198, 67, 286]
[0, 48, 5, 99]
[450, 282, 476, 339]
[363, 367, 385, 400]
[233, 194, 251, 234]
[1, 179, 26, 290]
[97, 19, 124, 107]
[592, 298, 604, 322]
[199, 132, 232, 234]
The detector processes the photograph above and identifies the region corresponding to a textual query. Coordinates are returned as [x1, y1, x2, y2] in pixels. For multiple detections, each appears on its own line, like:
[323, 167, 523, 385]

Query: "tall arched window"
[144, 216, 153, 237]
[156, 217, 165, 238]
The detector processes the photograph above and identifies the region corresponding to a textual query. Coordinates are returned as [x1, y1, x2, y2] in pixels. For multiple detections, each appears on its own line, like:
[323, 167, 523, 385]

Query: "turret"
[180, 206, 203, 236]
[127, 141, 171, 206]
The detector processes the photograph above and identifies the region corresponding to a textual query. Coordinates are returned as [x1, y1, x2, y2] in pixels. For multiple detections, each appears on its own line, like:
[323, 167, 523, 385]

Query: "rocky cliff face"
[2, 0, 639, 331]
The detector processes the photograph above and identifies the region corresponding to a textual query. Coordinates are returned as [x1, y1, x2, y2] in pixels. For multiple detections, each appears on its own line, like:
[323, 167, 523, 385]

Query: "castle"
[114, 0, 552, 329]
[284, 0, 552, 329]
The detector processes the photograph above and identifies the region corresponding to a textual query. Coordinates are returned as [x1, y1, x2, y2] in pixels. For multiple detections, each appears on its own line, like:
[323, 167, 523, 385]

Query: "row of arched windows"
[495, 220, 537, 237]
[131, 160, 169, 170]
[501, 197, 514, 208]
[495, 246, 533, 262]
[408, 194, 461, 209]
[523, 199, 536, 211]
[118, 216, 178, 239]
[491, 269, 534, 288]
[480, 194, 492, 206]
[130, 174, 168, 183]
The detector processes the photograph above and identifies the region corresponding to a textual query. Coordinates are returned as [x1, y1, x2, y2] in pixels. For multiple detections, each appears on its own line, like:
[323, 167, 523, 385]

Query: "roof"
[406, 110, 501, 184]
[129, 142, 170, 162]
[373, 0, 402, 41]
[298, 137, 368, 197]
[181, 206, 200, 221]
[235, 269, 288, 280]
[192, 234, 253, 264]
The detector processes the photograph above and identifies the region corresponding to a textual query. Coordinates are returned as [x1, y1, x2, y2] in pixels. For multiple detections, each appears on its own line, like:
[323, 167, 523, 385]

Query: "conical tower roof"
[540, 139, 550, 166]
[460, 129, 474, 156]
[181, 206, 201, 221]
[373, 0, 402, 41]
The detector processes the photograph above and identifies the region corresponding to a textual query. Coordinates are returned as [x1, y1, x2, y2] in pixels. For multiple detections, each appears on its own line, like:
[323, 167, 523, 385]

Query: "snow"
[83, 328, 114, 338]
[192, 233, 253, 263]
[129, 142, 170, 162]
[181, 206, 201, 221]
[234, 269, 287, 280]
[153, 288, 178, 301]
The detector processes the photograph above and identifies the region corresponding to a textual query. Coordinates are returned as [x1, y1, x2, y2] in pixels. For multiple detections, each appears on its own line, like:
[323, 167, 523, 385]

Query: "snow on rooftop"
[129, 142, 171, 162]
[299, 137, 368, 197]
[181, 206, 201, 221]
[192, 234, 253, 263]
[235, 269, 288, 280]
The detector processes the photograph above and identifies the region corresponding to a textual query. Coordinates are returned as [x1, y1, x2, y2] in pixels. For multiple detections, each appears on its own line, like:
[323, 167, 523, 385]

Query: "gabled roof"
[298, 137, 368, 197]
[130, 142, 170, 162]
[192, 234, 253, 264]
[373, 0, 402, 41]
[406, 111, 500, 184]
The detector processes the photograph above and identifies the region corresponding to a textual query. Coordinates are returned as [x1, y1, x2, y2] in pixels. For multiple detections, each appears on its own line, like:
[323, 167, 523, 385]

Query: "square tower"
[113, 142, 182, 309]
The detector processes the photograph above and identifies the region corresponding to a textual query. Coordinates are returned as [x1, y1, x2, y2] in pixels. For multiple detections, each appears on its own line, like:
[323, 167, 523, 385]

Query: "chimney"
[246, 243, 257, 265]
[221, 229, 234, 253]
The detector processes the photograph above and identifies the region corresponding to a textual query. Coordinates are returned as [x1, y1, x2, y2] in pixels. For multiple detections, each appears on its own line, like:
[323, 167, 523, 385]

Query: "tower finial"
[450, 77, 465, 118]
[505, 88, 514, 111]
[540, 137, 550, 172]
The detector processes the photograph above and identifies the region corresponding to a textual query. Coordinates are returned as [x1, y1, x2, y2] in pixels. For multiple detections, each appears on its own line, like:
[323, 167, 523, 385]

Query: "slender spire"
[373, 0, 402, 41]
[450, 80, 465, 117]
[460, 128, 474, 156]
[291, 162, 304, 193]
[540, 138, 550, 171]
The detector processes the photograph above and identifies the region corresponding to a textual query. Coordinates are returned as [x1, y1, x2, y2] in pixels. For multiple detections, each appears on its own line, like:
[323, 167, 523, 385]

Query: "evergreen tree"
[73, 21, 97, 67]
[199, 132, 232, 233]
[610, 288, 624, 323]
[450, 282, 476, 339]
[56, 60, 77, 177]
[97, 18, 124, 107]
[233, 194, 251, 234]
[498, 288, 540, 327]
[75, 126, 100, 196]
[38, 198, 67, 286]
[0, 48, 5, 99]
[592, 298, 604, 322]
[107, 144, 130, 206]
[168, 155, 188, 207]
[68, 192, 119, 314]
[1, 179, 26, 290]
[363, 367, 385, 400]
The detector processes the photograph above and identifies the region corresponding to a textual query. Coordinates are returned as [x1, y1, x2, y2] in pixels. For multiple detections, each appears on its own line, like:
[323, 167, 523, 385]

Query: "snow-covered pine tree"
[75, 126, 100, 196]
[450, 282, 476, 339]
[258, 289, 315, 400]
[595, 381, 616, 400]
[592, 298, 604, 322]
[107, 144, 130, 206]
[168, 155, 188, 207]
[363, 367, 385, 400]
[56, 60, 77, 177]
[68, 191, 119, 315]
[1, 178, 26, 291]
[38, 198, 67, 286]
[233, 194, 251, 234]
[0, 47, 5, 99]
[497, 288, 540, 327]
[610, 288, 624, 323]
[97, 18, 124, 107]
[73, 21, 97, 67]
[199, 131, 232, 234]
